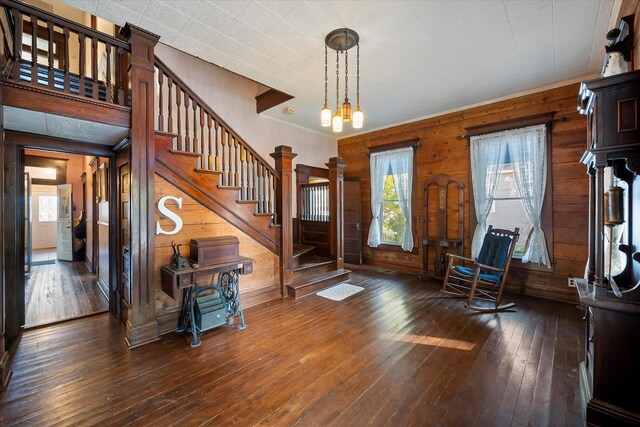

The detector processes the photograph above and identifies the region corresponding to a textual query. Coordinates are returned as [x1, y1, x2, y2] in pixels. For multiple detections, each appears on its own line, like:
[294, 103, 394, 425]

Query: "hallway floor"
[3, 267, 584, 425]
[24, 259, 108, 328]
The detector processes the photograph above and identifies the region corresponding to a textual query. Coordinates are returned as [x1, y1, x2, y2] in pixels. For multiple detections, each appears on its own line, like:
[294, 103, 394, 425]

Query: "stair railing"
[154, 56, 280, 223]
[300, 182, 329, 222]
[0, 0, 130, 106]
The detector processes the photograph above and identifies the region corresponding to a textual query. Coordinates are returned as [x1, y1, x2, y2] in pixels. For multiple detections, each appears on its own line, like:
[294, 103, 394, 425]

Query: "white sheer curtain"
[509, 124, 551, 267]
[470, 135, 507, 257]
[368, 147, 414, 251]
[368, 153, 391, 247]
[389, 148, 414, 251]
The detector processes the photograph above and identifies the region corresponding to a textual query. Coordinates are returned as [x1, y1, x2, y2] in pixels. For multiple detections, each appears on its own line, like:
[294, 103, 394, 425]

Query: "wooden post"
[587, 166, 596, 284]
[0, 79, 11, 390]
[121, 23, 160, 348]
[294, 165, 309, 245]
[271, 146, 296, 296]
[327, 157, 346, 270]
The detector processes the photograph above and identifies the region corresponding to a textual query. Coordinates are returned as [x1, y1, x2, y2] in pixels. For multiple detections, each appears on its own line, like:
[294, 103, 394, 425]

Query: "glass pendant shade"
[332, 111, 343, 132]
[342, 100, 352, 122]
[321, 104, 332, 127]
[352, 108, 364, 129]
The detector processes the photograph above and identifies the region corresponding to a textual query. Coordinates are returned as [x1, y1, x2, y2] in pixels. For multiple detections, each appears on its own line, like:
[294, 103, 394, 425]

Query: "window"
[486, 156, 533, 258]
[381, 173, 406, 245]
[38, 196, 57, 222]
[470, 123, 551, 267]
[368, 145, 415, 251]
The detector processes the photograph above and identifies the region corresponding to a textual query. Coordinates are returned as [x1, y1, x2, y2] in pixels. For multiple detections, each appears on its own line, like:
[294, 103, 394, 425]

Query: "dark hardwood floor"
[1, 266, 584, 426]
[24, 258, 108, 328]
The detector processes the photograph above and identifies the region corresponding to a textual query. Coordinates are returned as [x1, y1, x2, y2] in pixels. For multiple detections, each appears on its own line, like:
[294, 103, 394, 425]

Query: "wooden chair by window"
[442, 226, 519, 312]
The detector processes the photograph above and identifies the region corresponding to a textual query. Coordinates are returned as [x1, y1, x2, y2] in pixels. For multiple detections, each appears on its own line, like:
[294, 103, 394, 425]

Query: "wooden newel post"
[122, 23, 160, 348]
[327, 157, 346, 269]
[271, 146, 297, 296]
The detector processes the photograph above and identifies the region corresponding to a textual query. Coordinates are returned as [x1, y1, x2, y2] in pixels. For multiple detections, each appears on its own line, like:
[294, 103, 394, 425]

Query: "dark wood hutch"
[577, 59, 640, 425]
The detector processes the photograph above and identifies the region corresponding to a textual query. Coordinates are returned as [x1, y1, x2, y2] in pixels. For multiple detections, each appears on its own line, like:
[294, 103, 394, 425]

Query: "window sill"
[510, 258, 554, 273]
[371, 244, 419, 255]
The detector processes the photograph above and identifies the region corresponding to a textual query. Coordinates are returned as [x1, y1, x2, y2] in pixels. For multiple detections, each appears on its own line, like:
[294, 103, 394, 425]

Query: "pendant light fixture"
[321, 28, 362, 132]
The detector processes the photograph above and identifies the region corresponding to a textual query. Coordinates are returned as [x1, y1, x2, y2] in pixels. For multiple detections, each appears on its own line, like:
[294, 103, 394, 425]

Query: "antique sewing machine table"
[161, 256, 254, 347]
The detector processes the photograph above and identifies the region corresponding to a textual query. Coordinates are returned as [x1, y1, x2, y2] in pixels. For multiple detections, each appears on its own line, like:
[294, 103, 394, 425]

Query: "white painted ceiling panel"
[3, 107, 129, 146]
[64, 0, 618, 136]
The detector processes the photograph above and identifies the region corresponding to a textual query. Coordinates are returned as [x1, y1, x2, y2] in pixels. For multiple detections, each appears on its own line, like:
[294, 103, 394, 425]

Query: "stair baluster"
[91, 36, 98, 99]
[184, 94, 190, 152]
[157, 70, 164, 131]
[221, 129, 227, 185]
[78, 33, 85, 97]
[192, 100, 198, 154]
[167, 77, 173, 133]
[46, 21, 53, 89]
[251, 154, 257, 202]
[234, 137, 239, 188]
[214, 120, 220, 171]
[199, 108, 205, 163]
[62, 28, 70, 92]
[29, 14, 36, 85]
[176, 85, 182, 149]
[11, 10, 21, 80]
[105, 43, 112, 103]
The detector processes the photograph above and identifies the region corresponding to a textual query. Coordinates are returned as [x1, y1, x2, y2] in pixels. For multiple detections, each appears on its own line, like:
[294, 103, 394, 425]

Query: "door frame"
[3, 131, 118, 338]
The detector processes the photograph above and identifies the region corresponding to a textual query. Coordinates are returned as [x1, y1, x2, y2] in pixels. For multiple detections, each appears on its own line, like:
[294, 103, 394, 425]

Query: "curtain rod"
[455, 116, 568, 140]
[362, 140, 420, 157]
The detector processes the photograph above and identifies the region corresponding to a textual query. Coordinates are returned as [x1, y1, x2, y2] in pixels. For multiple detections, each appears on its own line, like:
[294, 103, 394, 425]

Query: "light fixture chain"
[324, 45, 328, 104]
[336, 49, 340, 110]
[356, 43, 360, 107]
[345, 48, 348, 100]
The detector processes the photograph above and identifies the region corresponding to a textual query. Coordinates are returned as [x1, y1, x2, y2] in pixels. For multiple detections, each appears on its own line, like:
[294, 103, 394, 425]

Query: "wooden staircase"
[287, 244, 350, 298]
[155, 131, 280, 253]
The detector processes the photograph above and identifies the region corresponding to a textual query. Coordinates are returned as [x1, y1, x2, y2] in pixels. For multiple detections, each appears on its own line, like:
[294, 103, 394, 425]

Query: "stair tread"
[293, 256, 333, 273]
[289, 268, 350, 289]
[156, 130, 179, 138]
[170, 149, 201, 157]
[236, 200, 259, 204]
[254, 212, 274, 217]
[293, 244, 315, 258]
[218, 185, 242, 190]
[194, 168, 222, 175]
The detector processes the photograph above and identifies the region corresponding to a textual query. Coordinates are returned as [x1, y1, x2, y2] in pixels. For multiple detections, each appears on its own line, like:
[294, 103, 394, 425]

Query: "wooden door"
[344, 178, 362, 264]
[56, 183, 73, 261]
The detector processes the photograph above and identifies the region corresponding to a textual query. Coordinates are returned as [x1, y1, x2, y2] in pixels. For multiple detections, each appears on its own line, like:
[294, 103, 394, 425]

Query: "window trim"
[467, 114, 555, 271]
[367, 139, 420, 252]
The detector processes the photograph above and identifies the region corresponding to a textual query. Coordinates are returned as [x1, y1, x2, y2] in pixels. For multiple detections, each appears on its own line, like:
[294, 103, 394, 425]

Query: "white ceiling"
[61, 0, 616, 137]
[3, 106, 129, 145]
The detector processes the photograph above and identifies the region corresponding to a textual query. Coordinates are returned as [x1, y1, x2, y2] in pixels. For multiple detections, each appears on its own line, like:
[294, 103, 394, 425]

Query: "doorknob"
[355, 222, 361, 231]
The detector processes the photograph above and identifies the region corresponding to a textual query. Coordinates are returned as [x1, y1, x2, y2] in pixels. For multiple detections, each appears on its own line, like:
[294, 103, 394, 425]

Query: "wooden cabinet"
[577, 68, 640, 426]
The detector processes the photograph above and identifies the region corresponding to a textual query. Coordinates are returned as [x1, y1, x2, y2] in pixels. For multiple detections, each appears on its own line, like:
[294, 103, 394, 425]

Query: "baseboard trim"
[124, 319, 159, 349]
[97, 276, 109, 300]
[242, 284, 282, 308]
[587, 397, 640, 426]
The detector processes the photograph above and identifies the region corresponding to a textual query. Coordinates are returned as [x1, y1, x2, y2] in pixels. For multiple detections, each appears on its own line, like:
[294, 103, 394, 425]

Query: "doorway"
[22, 149, 110, 328]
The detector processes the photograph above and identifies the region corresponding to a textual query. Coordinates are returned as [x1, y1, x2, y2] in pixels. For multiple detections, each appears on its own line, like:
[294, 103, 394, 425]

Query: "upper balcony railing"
[0, 0, 130, 106]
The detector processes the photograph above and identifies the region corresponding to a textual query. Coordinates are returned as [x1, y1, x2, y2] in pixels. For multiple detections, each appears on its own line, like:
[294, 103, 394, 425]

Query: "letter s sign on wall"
[156, 196, 183, 235]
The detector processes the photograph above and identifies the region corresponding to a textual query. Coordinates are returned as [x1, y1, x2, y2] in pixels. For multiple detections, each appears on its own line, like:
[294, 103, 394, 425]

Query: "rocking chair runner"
[442, 226, 519, 312]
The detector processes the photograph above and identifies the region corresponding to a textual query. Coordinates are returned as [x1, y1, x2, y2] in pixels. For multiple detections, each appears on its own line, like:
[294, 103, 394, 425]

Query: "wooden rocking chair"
[442, 226, 519, 312]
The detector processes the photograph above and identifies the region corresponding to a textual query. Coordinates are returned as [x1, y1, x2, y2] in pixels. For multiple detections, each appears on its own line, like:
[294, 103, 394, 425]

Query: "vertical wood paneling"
[338, 84, 588, 302]
[154, 175, 279, 298]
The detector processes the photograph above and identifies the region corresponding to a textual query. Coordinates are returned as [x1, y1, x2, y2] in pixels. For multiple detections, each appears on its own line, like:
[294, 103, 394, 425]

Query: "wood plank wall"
[154, 175, 280, 305]
[338, 83, 588, 302]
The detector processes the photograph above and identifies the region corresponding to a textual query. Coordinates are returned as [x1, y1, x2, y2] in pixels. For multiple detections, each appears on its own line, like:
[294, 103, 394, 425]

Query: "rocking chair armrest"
[474, 262, 505, 273]
[446, 253, 475, 263]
